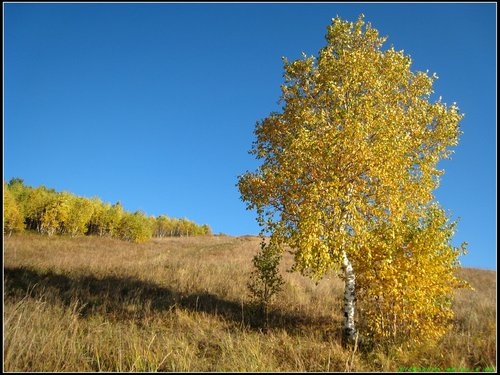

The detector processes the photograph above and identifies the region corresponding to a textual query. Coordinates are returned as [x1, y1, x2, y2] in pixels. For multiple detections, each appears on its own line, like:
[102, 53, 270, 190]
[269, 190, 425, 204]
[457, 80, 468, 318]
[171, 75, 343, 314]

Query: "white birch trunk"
[342, 248, 357, 345]
[340, 185, 357, 345]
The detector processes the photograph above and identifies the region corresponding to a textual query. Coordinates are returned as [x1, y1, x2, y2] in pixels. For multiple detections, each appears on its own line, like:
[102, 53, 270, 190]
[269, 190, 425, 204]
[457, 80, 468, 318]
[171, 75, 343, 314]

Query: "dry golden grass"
[3, 233, 496, 372]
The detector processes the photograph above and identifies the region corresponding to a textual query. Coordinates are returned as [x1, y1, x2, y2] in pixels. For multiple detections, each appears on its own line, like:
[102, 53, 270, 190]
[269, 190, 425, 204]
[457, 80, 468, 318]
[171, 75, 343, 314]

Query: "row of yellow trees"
[4, 178, 211, 243]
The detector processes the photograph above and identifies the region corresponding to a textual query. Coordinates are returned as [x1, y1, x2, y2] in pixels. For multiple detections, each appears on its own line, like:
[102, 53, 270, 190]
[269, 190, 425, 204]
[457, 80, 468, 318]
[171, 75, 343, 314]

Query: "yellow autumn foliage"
[238, 15, 469, 346]
[354, 204, 470, 346]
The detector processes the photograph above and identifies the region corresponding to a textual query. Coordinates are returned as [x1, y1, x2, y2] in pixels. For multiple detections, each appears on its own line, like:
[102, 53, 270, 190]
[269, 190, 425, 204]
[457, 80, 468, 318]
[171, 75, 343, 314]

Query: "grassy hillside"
[4, 233, 496, 372]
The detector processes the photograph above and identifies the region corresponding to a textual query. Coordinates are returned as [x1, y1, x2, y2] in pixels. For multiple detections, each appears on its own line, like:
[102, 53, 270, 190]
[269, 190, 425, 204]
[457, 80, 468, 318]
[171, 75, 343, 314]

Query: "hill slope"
[4, 234, 496, 372]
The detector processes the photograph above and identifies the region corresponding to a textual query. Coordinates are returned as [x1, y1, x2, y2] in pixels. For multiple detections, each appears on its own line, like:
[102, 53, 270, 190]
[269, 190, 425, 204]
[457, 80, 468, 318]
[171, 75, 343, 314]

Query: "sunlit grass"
[3, 233, 496, 372]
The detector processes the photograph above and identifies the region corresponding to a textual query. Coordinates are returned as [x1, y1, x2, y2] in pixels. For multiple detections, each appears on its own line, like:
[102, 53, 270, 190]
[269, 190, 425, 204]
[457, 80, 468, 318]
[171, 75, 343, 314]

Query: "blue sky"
[3, 3, 496, 269]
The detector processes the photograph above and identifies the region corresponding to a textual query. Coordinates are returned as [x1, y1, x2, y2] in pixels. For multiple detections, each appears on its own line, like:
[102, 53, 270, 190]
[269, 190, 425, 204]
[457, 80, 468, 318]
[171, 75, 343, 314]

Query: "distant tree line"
[3, 178, 212, 243]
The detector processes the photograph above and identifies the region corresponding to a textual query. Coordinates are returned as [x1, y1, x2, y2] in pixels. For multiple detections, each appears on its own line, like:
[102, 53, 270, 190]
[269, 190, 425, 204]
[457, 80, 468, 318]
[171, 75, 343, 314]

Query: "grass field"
[3, 233, 496, 372]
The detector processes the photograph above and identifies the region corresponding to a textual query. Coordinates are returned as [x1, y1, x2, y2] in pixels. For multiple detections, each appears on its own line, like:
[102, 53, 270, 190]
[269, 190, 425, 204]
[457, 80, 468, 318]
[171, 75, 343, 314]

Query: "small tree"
[104, 202, 124, 238]
[247, 238, 285, 325]
[24, 186, 57, 233]
[238, 15, 468, 346]
[87, 197, 107, 236]
[40, 192, 71, 236]
[64, 196, 94, 237]
[153, 215, 171, 238]
[118, 211, 153, 243]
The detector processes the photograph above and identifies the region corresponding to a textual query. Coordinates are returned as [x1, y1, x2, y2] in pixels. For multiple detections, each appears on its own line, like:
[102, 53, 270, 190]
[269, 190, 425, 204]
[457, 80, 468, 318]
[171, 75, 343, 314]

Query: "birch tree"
[237, 15, 467, 345]
[118, 211, 153, 243]
[3, 183, 25, 236]
[64, 196, 94, 237]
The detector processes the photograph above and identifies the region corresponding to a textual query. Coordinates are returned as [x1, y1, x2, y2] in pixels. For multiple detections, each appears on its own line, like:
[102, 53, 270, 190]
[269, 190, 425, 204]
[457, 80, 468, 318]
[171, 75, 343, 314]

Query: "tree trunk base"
[342, 327, 358, 347]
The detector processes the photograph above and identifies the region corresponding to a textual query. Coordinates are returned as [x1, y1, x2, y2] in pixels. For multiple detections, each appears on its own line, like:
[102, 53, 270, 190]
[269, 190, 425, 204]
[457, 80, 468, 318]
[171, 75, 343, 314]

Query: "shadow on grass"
[4, 266, 339, 338]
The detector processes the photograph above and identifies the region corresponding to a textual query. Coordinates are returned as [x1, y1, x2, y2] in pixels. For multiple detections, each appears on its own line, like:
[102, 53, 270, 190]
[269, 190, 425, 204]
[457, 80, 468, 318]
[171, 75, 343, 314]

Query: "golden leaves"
[237, 14, 466, 345]
[355, 205, 471, 345]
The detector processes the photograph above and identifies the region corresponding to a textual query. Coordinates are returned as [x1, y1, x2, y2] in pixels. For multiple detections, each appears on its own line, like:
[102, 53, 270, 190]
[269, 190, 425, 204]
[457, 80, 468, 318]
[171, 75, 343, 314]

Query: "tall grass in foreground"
[4, 233, 496, 372]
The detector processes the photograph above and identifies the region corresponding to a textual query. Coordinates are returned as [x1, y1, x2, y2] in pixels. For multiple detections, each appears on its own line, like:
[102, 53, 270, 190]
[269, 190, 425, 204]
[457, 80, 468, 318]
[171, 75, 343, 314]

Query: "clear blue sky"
[3, 3, 496, 269]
